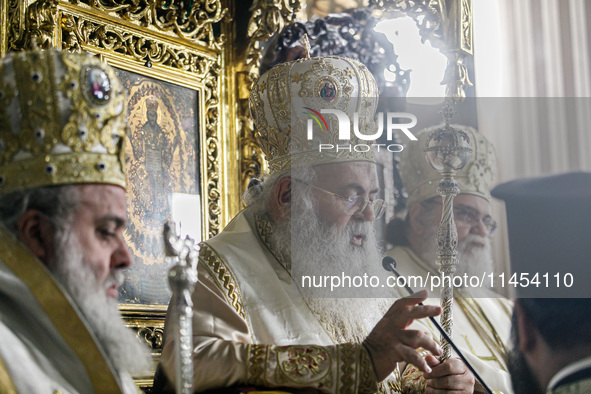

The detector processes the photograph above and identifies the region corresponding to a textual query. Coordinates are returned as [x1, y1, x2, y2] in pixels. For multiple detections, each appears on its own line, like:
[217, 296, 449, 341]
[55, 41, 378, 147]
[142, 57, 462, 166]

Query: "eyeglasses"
[293, 179, 386, 219]
[422, 199, 498, 236]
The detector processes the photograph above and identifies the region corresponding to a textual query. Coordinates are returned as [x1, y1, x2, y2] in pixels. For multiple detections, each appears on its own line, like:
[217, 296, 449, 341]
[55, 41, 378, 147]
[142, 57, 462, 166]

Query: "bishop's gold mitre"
[0, 49, 128, 194]
[249, 56, 380, 174]
[400, 124, 497, 208]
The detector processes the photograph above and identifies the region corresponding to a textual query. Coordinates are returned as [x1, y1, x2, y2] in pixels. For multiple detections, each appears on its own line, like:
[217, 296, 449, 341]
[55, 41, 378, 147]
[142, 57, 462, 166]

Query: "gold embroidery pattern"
[395, 348, 433, 393]
[312, 314, 365, 345]
[199, 243, 246, 319]
[455, 296, 508, 371]
[256, 215, 273, 246]
[254, 214, 293, 273]
[380, 365, 403, 393]
[338, 343, 356, 393]
[399, 363, 426, 393]
[276, 345, 331, 384]
[246, 344, 268, 387]
[267, 64, 291, 131]
[359, 345, 378, 393]
[386, 380, 402, 393]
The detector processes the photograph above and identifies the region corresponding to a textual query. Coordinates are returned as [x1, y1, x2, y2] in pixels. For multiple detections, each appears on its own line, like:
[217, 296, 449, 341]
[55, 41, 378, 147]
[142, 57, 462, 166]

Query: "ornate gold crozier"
[424, 103, 472, 360]
[371, 0, 476, 363]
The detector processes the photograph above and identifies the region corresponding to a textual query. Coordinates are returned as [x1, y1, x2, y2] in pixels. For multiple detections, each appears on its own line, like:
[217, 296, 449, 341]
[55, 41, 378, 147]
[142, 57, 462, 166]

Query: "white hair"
[48, 227, 152, 375]
[252, 167, 394, 342]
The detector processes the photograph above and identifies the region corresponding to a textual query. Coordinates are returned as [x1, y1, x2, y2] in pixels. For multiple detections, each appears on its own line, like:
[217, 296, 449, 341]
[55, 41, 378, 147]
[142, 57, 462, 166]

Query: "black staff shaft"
[382, 256, 493, 394]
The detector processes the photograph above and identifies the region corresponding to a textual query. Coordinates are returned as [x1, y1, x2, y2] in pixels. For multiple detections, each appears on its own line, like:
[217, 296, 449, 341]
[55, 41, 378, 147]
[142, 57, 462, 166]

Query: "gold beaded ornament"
[249, 55, 380, 174]
[0, 49, 129, 194]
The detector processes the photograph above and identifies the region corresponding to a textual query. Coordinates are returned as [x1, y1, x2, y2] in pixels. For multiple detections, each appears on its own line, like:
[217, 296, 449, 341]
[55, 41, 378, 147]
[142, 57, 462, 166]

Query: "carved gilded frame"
[0, 0, 237, 387]
[0, 0, 236, 235]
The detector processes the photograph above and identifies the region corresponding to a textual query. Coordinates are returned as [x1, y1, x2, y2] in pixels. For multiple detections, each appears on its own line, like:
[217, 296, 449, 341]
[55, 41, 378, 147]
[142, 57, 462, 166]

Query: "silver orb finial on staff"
[423, 101, 472, 361]
[164, 222, 199, 394]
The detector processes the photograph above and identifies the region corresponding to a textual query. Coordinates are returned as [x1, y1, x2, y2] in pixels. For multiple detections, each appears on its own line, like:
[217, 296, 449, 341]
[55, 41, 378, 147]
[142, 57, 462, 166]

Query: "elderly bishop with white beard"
[385, 126, 514, 392]
[0, 49, 151, 393]
[157, 56, 476, 393]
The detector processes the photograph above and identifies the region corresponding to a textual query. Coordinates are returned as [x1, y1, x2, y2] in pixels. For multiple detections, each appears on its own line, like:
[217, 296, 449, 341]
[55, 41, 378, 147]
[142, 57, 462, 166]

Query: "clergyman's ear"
[17, 210, 54, 262]
[273, 176, 292, 218]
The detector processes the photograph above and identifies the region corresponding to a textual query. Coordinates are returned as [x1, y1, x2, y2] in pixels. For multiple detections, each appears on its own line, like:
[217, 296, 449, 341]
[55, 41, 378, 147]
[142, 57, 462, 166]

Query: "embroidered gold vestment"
[160, 210, 389, 393]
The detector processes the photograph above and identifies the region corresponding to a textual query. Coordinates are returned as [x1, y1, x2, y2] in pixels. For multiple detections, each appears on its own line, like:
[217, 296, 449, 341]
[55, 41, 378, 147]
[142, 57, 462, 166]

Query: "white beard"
[48, 230, 152, 375]
[416, 227, 495, 286]
[266, 192, 394, 343]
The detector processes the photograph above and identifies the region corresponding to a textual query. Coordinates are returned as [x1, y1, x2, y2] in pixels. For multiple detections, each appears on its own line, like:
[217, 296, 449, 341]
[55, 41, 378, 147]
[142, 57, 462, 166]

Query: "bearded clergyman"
[385, 125, 514, 392]
[157, 56, 478, 393]
[0, 49, 151, 392]
[493, 172, 591, 394]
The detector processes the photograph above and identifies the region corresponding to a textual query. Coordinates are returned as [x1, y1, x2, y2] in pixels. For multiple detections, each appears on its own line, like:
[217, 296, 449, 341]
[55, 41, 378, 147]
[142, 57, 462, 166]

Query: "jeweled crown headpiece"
[249, 56, 379, 174]
[0, 49, 128, 194]
[400, 124, 497, 208]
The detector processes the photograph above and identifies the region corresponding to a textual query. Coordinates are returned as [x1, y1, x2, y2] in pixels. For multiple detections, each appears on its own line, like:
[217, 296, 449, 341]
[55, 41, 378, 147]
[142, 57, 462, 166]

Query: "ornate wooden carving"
[370, 0, 473, 101]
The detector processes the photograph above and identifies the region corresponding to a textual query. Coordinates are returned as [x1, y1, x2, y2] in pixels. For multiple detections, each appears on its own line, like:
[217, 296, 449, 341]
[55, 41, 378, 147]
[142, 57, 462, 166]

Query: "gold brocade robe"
[0, 227, 138, 394]
[160, 209, 401, 393]
[386, 246, 514, 393]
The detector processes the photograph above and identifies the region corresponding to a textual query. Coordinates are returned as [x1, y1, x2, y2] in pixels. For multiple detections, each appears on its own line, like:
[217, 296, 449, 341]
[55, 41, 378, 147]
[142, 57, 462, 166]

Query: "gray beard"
[265, 193, 393, 343]
[49, 230, 152, 375]
[416, 226, 495, 286]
